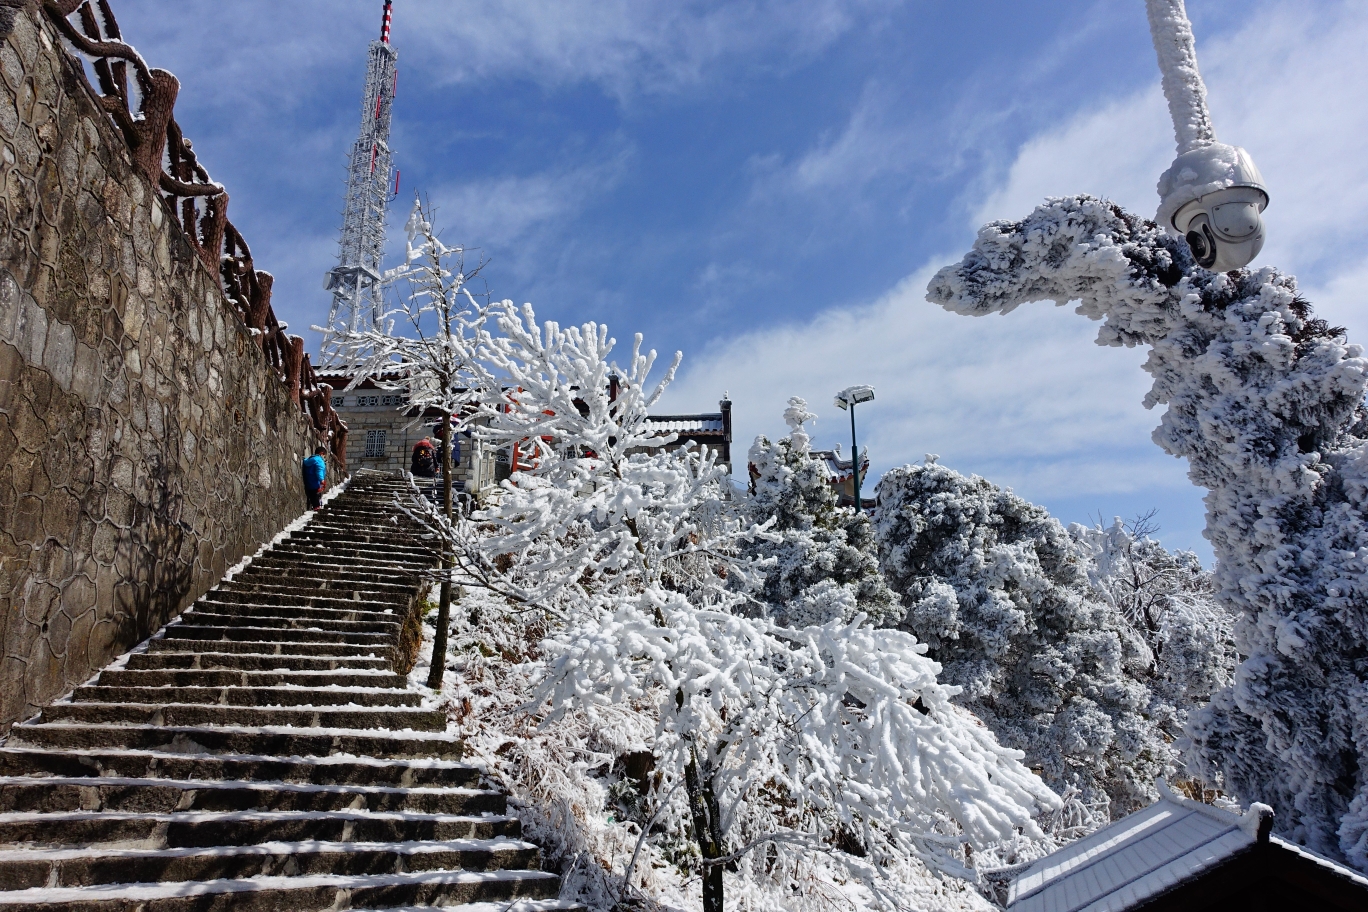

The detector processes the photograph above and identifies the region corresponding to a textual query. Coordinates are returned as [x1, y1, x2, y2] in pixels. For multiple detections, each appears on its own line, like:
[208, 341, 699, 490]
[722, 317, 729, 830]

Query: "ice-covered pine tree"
[927, 194, 1368, 868]
[459, 305, 1058, 911]
[746, 397, 899, 627]
[874, 460, 1168, 815]
[1071, 516, 1236, 747]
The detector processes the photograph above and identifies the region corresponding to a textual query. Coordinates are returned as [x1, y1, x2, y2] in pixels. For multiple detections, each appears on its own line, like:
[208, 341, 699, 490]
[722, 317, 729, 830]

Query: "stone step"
[223, 574, 417, 596]
[0, 837, 540, 891]
[258, 545, 436, 567]
[192, 601, 407, 627]
[0, 748, 476, 788]
[270, 541, 436, 563]
[289, 527, 434, 546]
[160, 624, 393, 646]
[360, 902, 587, 912]
[176, 611, 401, 636]
[234, 560, 426, 588]
[69, 685, 422, 709]
[39, 702, 445, 732]
[210, 586, 411, 609]
[123, 652, 389, 672]
[0, 809, 519, 850]
[0, 776, 504, 816]
[95, 668, 406, 689]
[5, 724, 461, 760]
[0, 866, 561, 911]
[142, 638, 385, 660]
[298, 524, 427, 538]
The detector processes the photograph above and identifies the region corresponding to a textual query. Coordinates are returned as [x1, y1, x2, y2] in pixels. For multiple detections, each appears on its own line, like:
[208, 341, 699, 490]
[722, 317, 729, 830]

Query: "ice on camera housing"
[1156, 143, 1268, 272]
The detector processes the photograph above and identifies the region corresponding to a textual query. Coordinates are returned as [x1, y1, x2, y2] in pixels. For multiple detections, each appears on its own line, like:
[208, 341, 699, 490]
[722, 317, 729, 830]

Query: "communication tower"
[321, 0, 399, 360]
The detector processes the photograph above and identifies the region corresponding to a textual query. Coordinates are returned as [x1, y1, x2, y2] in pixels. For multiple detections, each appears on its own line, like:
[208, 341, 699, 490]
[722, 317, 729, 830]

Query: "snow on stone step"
[39, 701, 447, 732]
[70, 685, 422, 708]
[0, 837, 542, 890]
[0, 775, 505, 816]
[0, 868, 562, 912]
[0, 809, 522, 850]
[0, 747, 477, 786]
[365, 901, 588, 912]
[5, 722, 464, 758]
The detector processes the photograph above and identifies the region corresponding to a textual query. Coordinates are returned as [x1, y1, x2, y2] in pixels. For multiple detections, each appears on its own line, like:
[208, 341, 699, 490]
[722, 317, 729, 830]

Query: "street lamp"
[833, 385, 874, 513]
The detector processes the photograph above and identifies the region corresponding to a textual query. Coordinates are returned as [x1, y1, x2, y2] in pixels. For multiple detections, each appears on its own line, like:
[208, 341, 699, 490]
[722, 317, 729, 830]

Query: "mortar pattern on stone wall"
[0, 4, 325, 728]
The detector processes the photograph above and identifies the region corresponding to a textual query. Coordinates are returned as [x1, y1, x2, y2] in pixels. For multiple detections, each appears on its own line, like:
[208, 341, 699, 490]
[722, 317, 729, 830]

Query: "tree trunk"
[426, 417, 455, 689]
[685, 746, 725, 912]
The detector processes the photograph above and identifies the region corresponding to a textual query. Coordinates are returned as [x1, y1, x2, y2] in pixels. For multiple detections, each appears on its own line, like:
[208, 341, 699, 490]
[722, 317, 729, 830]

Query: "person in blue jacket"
[301, 446, 328, 511]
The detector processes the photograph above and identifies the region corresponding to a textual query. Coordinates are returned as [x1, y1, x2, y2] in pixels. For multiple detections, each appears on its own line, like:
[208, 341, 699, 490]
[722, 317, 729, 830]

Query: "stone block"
[0, 43, 21, 94]
[13, 288, 44, 365]
[41, 314, 72, 391]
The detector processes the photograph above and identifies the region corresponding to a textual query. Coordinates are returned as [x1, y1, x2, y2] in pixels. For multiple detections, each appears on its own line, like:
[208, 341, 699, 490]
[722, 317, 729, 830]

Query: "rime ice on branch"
[927, 194, 1368, 869]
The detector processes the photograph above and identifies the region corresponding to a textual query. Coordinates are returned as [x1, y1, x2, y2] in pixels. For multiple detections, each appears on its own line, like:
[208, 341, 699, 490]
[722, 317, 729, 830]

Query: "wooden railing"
[42, 0, 348, 467]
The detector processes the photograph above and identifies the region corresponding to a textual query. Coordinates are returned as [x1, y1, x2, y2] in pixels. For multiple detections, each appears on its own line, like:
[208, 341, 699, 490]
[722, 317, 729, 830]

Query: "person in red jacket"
[411, 438, 438, 478]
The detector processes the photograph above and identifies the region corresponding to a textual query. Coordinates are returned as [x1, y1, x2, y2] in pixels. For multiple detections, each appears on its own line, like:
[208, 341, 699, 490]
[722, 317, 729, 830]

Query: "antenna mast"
[321, 0, 398, 361]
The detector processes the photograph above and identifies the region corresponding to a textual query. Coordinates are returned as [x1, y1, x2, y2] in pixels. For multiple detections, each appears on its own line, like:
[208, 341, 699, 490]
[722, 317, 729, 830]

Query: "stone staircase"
[0, 472, 581, 912]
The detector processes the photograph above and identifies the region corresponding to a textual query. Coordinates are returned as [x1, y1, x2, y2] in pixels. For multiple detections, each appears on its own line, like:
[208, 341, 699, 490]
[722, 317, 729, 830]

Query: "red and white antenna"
[323, 1, 402, 357]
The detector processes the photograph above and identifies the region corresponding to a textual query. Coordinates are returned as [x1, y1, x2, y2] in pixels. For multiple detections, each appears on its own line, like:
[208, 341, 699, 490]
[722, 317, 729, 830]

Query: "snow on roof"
[646, 415, 726, 434]
[811, 448, 868, 482]
[1007, 783, 1368, 911]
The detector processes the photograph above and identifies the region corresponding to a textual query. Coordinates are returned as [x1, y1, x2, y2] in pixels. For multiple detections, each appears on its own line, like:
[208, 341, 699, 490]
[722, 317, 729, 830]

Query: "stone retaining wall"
[0, 4, 325, 728]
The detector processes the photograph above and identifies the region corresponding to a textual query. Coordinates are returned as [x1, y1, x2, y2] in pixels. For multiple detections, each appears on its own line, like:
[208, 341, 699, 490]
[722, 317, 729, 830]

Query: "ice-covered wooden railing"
[41, 0, 348, 467]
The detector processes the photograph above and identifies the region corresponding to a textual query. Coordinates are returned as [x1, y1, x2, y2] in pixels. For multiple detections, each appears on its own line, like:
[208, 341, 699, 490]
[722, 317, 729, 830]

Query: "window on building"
[331, 396, 344, 408]
[364, 429, 387, 458]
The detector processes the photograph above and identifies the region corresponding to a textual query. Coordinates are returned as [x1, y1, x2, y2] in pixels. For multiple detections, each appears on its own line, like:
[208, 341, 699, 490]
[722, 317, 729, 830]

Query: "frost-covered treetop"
[481, 302, 681, 466]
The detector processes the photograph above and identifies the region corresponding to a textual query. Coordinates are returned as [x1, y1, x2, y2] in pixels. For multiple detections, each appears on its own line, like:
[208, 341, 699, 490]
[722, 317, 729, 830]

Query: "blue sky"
[112, 0, 1368, 560]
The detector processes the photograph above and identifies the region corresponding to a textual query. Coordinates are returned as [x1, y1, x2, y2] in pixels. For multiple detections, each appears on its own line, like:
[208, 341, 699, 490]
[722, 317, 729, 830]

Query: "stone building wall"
[329, 391, 495, 493]
[0, 5, 325, 728]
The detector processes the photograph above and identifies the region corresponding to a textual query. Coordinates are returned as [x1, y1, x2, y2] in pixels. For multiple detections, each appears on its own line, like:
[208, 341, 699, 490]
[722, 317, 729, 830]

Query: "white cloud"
[404, 0, 891, 99]
[660, 266, 1167, 500]
[662, 0, 1368, 558]
[429, 150, 630, 248]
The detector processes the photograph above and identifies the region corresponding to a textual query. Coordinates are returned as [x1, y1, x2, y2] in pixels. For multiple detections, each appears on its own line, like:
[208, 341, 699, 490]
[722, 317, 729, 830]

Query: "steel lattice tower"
[321, 0, 398, 360]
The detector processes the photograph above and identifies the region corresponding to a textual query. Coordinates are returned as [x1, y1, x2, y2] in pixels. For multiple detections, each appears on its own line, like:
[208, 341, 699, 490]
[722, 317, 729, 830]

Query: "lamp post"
[833, 385, 874, 512]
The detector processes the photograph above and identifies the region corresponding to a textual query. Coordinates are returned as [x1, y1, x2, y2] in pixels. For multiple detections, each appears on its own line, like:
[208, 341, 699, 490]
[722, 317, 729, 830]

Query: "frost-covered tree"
[874, 460, 1166, 814]
[927, 193, 1368, 868]
[317, 197, 490, 688]
[746, 397, 899, 627]
[453, 305, 1058, 911]
[1071, 515, 1236, 744]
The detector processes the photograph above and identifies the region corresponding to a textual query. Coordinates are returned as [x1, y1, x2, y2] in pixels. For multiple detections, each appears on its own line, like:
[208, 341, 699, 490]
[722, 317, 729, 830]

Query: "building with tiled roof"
[1007, 781, 1368, 911]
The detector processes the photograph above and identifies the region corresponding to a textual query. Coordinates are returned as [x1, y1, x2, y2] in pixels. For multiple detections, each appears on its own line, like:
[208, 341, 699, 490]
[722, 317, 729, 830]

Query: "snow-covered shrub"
[417, 580, 1002, 912]
[457, 305, 1059, 909]
[874, 460, 1166, 813]
[927, 194, 1368, 868]
[1072, 516, 1237, 743]
[746, 397, 899, 627]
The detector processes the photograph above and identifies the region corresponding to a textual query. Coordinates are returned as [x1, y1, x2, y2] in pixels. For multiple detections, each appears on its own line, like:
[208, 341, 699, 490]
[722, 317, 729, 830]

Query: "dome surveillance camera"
[1156, 143, 1268, 272]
